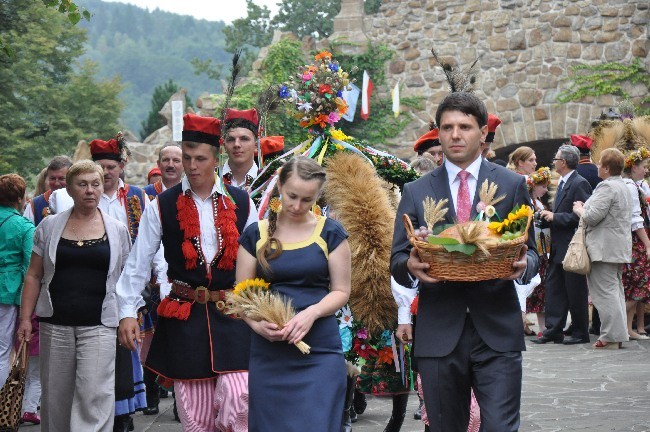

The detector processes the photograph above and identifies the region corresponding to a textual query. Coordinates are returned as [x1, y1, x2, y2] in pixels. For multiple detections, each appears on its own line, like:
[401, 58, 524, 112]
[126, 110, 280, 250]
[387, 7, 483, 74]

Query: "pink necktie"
[456, 170, 471, 223]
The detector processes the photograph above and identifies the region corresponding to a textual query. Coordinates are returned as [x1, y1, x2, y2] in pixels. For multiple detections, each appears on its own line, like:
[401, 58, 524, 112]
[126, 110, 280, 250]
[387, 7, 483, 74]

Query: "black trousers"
[544, 260, 590, 340]
[418, 315, 522, 432]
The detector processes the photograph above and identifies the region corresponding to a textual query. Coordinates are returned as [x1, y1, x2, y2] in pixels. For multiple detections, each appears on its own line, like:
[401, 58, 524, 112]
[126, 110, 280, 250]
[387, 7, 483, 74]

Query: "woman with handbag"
[572, 149, 632, 349]
[16, 160, 131, 431]
[0, 175, 35, 386]
[621, 148, 650, 341]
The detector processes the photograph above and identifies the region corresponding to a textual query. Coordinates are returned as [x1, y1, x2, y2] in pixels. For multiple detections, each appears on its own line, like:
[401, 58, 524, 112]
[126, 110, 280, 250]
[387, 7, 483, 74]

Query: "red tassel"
[181, 240, 198, 270]
[176, 302, 192, 321]
[157, 297, 171, 317]
[217, 196, 239, 271]
[410, 295, 419, 316]
[165, 300, 180, 317]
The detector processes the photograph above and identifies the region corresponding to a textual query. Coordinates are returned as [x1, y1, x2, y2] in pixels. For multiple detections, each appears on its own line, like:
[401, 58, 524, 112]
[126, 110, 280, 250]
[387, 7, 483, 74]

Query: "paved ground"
[23, 334, 650, 431]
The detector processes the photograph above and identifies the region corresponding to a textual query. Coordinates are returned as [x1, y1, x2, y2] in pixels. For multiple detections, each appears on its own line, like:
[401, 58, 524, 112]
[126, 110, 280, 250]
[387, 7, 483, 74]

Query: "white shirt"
[558, 170, 575, 189]
[22, 199, 36, 224]
[222, 161, 259, 188]
[390, 277, 418, 324]
[444, 156, 482, 214]
[116, 177, 258, 319]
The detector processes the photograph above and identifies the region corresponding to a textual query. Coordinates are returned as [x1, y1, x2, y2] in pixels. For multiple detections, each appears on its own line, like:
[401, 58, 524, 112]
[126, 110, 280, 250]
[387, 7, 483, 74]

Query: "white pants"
[40, 323, 116, 432]
[23, 355, 41, 413]
[0, 304, 18, 385]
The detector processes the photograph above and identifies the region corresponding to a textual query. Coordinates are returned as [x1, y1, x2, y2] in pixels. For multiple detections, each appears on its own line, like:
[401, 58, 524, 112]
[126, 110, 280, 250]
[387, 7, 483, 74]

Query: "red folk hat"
[90, 139, 121, 162]
[147, 167, 161, 183]
[570, 134, 593, 150]
[224, 108, 259, 136]
[413, 129, 440, 154]
[485, 114, 502, 143]
[260, 136, 285, 160]
[182, 113, 221, 146]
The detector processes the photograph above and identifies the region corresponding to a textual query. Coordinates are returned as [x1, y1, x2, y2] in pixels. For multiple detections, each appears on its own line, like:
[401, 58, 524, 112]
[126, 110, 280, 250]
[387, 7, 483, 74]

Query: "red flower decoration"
[319, 84, 332, 95]
[353, 339, 377, 360]
[377, 346, 394, 365]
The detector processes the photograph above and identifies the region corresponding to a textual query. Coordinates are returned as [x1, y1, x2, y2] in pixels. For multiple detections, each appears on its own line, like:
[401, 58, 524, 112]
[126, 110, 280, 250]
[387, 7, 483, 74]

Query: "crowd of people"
[1, 78, 649, 432]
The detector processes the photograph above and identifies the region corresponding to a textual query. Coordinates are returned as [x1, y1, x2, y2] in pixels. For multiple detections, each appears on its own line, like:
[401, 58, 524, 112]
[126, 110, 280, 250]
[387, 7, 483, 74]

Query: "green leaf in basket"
[427, 235, 460, 245]
[443, 243, 477, 256]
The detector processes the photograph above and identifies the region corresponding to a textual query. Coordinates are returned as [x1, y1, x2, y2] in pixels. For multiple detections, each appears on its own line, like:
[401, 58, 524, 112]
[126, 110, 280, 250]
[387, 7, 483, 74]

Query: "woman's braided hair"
[257, 156, 326, 273]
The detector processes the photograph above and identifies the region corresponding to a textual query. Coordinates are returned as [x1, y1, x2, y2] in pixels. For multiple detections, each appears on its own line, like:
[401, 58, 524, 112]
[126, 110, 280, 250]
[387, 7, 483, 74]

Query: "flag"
[391, 82, 400, 118]
[341, 83, 360, 122]
[361, 70, 373, 120]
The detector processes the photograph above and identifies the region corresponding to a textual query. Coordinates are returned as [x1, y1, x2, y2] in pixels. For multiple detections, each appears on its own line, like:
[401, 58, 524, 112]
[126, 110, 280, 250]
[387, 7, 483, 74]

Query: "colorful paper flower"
[339, 327, 352, 352]
[319, 84, 332, 95]
[327, 112, 340, 125]
[314, 51, 332, 61]
[298, 102, 312, 112]
[278, 85, 289, 98]
[329, 129, 350, 142]
[338, 305, 354, 328]
[302, 72, 313, 82]
[329, 63, 339, 72]
[357, 328, 368, 339]
[377, 346, 394, 365]
[353, 339, 378, 360]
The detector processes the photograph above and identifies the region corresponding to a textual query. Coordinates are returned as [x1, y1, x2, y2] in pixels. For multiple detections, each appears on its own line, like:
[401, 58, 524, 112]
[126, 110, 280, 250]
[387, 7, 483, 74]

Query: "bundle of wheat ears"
[226, 279, 310, 354]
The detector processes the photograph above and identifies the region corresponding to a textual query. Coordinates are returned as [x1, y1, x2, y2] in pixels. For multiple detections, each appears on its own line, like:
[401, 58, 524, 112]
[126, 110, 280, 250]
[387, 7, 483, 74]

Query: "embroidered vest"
[143, 181, 164, 201]
[157, 184, 249, 290]
[31, 189, 53, 226]
[123, 185, 145, 244]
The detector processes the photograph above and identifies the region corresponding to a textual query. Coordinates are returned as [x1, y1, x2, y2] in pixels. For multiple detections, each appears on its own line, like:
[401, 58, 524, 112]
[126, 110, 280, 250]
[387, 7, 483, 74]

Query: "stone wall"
[365, 0, 649, 157]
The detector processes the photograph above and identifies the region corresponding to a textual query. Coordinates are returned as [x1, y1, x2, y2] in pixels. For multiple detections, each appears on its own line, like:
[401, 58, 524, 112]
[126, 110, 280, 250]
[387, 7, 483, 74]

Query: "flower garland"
[176, 191, 239, 274]
[624, 147, 650, 169]
[128, 195, 143, 240]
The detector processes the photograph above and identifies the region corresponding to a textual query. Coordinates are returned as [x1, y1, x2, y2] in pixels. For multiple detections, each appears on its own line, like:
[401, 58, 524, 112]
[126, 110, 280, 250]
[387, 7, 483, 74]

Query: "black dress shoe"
[563, 337, 590, 345]
[143, 406, 159, 415]
[531, 335, 564, 344]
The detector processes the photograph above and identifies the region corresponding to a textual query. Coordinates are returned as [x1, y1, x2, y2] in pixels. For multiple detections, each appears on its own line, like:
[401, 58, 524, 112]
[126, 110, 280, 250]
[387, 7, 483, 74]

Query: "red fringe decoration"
[181, 240, 198, 270]
[217, 195, 239, 271]
[410, 295, 419, 316]
[157, 297, 192, 321]
[177, 302, 192, 320]
[177, 193, 201, 270]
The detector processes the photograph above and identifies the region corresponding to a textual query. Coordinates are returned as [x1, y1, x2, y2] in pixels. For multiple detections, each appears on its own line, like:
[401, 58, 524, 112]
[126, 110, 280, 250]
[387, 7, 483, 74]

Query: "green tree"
[0, 0, 123, 179]
[223, 0, 274, 53]
[140, 79, 193, 140]
[272, 0, 341, 39]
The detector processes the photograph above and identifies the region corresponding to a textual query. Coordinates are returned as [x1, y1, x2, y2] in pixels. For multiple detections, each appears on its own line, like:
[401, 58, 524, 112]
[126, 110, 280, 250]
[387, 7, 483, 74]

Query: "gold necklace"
[70, 214, 99, 246]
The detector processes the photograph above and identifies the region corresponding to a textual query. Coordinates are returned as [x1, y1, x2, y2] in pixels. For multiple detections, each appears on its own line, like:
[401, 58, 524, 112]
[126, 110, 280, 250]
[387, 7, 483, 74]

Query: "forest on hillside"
[77, 0, 230, 135]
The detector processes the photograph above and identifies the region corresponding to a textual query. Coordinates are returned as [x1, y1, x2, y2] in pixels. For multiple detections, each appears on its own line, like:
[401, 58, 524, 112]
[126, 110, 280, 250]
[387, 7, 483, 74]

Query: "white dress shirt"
[116, 177, 258, 319]
[444, 156, 482, 215]
[222, 161, 259, 188]
[390, 277, 418, 324]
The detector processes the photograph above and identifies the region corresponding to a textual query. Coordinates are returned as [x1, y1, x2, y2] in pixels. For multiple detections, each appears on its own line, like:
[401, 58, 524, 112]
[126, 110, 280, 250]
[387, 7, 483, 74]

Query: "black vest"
[146, 183, 252, 379]
[157, 183, 249, 290]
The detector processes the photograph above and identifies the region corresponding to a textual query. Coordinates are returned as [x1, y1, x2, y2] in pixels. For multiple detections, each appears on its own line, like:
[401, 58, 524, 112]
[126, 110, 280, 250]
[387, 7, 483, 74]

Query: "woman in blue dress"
[237, 156, 352, 432]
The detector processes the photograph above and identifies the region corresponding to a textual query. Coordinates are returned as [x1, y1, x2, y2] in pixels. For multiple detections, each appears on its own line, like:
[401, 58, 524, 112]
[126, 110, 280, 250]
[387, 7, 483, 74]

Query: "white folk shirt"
[222, 161, 259, 188]
[116, 176, 258, 319]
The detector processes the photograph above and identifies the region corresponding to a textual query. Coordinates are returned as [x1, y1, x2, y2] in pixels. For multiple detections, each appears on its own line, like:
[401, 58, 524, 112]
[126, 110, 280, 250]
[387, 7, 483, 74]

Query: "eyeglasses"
[552, 158, 565, 162]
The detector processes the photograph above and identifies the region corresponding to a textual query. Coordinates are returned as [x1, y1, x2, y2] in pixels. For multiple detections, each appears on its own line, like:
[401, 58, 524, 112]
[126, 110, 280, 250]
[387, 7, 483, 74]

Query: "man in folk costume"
[23, 155, 73, 225]
[90, 135, 151, 431]
[140, 144, 183, 416]
[144, 144, 184, 199]
[222, 108, 260, 190]
[481, 114, 502, 160]
[414, 126, 444, 167]
[116, 113, 257, 431]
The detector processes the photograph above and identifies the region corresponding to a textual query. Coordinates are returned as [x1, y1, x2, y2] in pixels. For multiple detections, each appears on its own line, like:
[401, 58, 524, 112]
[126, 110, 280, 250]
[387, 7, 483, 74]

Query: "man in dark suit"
[391, 92, 539, 432]
[534, 144, 593, 344]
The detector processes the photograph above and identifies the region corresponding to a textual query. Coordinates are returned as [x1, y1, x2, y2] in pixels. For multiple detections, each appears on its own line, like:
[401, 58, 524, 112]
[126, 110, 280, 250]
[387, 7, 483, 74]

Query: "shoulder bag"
[563, 218, 591, 275]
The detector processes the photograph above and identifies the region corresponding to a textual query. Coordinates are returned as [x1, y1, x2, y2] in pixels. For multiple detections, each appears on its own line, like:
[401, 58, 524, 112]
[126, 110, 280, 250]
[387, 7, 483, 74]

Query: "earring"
[269, 195, 282, 214]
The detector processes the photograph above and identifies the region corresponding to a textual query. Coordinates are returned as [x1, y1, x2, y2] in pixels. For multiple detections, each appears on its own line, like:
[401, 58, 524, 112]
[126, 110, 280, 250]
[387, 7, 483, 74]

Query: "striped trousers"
[174, 372, 248, 432]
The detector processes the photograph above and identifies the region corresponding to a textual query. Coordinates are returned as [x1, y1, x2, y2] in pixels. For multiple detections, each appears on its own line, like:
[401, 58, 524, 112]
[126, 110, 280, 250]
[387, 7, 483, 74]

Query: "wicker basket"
[402, 214, 532, 282]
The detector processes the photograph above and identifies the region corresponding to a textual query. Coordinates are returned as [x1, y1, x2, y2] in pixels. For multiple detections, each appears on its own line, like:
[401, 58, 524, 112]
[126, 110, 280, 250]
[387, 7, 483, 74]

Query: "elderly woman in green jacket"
[0, 174, 35, 384]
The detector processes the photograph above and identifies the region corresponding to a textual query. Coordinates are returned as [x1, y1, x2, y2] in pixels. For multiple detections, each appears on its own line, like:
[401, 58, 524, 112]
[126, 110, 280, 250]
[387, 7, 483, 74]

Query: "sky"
[102, 0, 279, 23]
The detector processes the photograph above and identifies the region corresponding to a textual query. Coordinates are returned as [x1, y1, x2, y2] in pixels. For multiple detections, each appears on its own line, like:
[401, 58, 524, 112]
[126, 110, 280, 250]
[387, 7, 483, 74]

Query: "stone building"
[292, 0, 650, 158]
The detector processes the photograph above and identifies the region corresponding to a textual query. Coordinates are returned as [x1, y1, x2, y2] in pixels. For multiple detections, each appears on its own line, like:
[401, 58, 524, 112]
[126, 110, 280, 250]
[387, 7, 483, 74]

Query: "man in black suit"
[533, 144, 593, 344]
[391, 92, 539, 432]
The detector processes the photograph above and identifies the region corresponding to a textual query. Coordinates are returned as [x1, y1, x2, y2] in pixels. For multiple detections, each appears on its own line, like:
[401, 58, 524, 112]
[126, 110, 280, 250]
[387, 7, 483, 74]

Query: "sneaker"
[20, 412, 41, 425]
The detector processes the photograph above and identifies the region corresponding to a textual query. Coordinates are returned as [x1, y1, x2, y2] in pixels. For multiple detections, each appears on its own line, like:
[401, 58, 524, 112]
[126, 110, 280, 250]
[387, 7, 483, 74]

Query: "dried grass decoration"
[226, 278, 311, 354]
